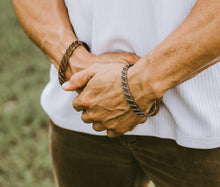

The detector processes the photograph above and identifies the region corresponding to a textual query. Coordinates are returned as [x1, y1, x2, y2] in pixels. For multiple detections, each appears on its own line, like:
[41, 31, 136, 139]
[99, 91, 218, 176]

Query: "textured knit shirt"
[41, 0, 220, 149]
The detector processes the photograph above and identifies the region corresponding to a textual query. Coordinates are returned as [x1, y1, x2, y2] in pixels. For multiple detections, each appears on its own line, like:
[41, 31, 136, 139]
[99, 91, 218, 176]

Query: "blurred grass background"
[0, 0, 54, 186]
[0, 1, 157, 187]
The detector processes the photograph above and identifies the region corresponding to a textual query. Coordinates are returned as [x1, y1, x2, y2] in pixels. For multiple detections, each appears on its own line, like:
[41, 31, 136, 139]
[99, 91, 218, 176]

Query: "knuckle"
[81, 111, 99, 123]
[80, 97, 91, 108]
[107, 130, 121, 138]
[122, 52, 136, 63]
[92, 123, 105, 131]
[107, 130, 116, 138]
[113, 128, 125, 135]
[88, 113, 99, 121]
[101, 122, 111, 129]
[92, 123, 99, 131]
[81, 113, 91, 123]
[73, 105, 81, 112]
[72, 100, 81, 111]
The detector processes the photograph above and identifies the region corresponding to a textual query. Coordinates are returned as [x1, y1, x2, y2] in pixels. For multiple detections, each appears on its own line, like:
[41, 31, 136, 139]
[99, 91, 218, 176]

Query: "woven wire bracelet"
[121, 64, 158, 117]
[58, 40, 90, 85]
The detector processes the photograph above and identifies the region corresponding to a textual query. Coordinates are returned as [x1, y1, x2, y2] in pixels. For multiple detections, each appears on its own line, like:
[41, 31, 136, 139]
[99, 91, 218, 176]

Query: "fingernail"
[62, 81, 70, 89]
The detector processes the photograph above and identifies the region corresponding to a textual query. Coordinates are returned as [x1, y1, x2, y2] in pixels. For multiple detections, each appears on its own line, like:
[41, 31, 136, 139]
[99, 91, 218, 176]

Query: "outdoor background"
[0, 1, 54, 186]
[0, 1, 156, 187]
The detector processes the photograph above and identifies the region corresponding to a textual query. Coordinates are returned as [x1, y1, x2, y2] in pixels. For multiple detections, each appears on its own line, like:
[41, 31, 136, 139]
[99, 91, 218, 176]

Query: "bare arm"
[129, 0, 220, 105]
[63, 0, 220, 137]
[12, 0, 140, 81]
[12, 0, 90, 67]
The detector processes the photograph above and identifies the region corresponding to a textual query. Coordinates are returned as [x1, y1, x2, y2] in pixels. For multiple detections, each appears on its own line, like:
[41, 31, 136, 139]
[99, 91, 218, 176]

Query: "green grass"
[0, 2, 158, 187]
[0, 1, 54, 186]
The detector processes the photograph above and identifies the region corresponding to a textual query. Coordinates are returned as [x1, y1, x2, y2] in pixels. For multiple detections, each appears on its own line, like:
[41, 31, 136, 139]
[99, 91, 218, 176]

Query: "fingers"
[105, 118, 138, 138]
[93, 122, 124, 138]
[81, 110, 94, 123]
[62, 70, 89, 91]
[92, 122, 107, 131]
[62, 64, 100, 91]
[92, 122, 128, 137]
[107, 129, 122, 138]
[81, 112, 139, 137]
[72, 95, 86, 112]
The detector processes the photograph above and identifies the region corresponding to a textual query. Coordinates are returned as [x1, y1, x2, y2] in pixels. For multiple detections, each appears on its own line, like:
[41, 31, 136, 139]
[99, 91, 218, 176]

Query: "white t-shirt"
[41, 0, 220, 149]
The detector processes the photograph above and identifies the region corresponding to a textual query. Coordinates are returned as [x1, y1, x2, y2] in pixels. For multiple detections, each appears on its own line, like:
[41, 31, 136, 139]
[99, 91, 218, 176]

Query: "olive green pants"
[49, 121, 220, 187]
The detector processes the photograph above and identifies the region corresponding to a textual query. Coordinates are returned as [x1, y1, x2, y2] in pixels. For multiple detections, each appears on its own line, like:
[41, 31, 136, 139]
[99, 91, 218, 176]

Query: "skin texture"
[63, 0, 220, 137]
[11, 0, 139, 81]
[62, 63, 161, 136]
[12, 0, 220, 137]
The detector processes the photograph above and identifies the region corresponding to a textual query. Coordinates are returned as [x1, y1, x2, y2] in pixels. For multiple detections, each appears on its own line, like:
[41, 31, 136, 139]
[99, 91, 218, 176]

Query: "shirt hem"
[46, 111, 220, 150]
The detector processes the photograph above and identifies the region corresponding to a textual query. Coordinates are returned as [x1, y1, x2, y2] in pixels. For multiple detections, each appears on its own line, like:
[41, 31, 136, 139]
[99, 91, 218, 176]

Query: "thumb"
[62, 68, 95, 91]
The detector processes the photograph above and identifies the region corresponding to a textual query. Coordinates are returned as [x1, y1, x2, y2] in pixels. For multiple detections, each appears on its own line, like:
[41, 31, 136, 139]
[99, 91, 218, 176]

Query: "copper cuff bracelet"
[121, 64, 158, 117]
[58, 40, 90, 85]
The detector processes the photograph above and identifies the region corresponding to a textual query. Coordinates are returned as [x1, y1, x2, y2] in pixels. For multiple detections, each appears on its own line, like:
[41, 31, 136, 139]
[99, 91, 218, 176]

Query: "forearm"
[12, 0, 91, 75]
[131, 0, 220, 101]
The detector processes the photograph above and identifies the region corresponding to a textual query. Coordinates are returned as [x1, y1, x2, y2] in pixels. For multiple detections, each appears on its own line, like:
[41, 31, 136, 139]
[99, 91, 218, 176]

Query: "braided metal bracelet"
[121, 64, 158, 117]
[58, 40, 90, 85]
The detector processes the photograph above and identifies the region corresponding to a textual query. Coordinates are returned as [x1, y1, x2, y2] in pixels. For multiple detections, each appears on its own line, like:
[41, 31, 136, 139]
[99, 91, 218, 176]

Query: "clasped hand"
[62, 52, 157, 137]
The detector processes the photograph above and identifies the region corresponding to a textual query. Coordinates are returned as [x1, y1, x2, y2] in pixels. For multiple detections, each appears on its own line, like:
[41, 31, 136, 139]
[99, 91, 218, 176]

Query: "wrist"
[127, 56, 165, 113]
[65, 44, 94, 80]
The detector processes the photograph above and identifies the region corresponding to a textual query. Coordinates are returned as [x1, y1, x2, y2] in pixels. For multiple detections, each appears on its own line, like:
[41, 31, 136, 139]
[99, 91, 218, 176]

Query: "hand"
[64, 45, 140, 81]
[62, 62, 160, 137]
